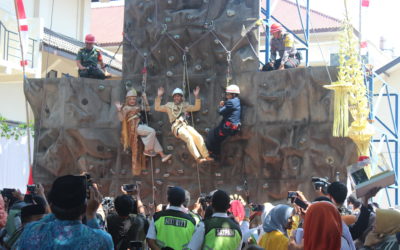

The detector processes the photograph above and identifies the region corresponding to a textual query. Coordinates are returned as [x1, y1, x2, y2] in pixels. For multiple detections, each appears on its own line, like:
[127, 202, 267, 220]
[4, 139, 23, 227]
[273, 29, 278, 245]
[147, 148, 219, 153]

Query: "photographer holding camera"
[183, 190, 202, 225]
[326, 181, 380, 241]
[106, 184, 148, 250]
[310, 177, 379, 240]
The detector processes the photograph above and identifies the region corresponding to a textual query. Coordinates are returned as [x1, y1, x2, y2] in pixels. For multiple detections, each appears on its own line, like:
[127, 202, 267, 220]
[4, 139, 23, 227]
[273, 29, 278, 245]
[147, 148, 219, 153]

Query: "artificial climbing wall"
[26, 0, 358, 204]
[26, 67, 357, 204]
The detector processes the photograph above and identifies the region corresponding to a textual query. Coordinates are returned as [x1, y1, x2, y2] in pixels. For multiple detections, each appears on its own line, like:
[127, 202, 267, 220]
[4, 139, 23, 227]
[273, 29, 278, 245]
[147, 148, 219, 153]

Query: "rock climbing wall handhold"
[227, 9, 236, 17]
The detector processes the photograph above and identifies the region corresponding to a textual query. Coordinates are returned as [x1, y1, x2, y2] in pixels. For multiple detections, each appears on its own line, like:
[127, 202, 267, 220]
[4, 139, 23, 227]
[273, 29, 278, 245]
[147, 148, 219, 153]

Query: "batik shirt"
[16, 213, 113, 250]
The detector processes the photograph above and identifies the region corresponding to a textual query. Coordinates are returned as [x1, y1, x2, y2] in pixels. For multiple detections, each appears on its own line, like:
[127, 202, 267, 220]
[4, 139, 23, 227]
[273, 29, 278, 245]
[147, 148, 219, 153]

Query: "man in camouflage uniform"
[262, 23, 300, 71]
[76, 34, 110, 79]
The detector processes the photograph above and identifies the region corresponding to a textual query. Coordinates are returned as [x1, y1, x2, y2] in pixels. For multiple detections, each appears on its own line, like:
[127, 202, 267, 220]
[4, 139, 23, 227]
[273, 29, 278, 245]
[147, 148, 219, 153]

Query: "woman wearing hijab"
[303, 201, 342, 250]
[363, 208, 400, 250]
[258, 204, 294, 250]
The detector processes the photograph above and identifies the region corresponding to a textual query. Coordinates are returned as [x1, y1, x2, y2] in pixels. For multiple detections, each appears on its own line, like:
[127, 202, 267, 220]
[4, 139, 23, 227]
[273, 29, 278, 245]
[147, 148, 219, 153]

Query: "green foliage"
[0, 115, 34, 140]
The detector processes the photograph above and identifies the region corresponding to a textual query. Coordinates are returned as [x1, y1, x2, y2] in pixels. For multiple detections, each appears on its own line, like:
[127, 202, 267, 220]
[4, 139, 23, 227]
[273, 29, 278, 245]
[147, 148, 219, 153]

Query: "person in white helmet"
[116, 89, 171, 175]
[206, 84, 241, 159]
[155, 86, 213, 163]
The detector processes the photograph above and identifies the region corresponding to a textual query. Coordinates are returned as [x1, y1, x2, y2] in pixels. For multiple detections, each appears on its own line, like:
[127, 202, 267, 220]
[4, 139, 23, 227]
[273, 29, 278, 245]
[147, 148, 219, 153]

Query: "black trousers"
[78, 67, 106, 80]
[262, 57, 300, 71]
[206, 123, 238, 158]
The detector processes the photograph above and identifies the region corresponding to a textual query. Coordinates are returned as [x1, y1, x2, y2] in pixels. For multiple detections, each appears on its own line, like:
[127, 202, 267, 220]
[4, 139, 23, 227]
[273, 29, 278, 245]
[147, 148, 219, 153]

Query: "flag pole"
[13, 0, 32, 168]
[359, 0, 363, 57]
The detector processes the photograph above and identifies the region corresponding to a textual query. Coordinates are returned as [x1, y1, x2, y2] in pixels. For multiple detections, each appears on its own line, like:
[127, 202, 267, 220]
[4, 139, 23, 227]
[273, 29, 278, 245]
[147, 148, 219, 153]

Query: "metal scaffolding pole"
[261, 0, 310, 66]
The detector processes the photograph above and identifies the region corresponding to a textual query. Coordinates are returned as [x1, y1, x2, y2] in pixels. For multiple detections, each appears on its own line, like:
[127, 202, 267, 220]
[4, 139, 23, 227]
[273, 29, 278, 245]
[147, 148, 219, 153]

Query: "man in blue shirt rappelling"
[206, 84, 241, 160]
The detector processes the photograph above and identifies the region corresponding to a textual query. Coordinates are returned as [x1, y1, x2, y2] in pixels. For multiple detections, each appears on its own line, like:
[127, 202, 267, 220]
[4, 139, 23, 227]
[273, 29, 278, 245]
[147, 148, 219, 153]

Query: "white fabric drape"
[0, 134, 33, 193]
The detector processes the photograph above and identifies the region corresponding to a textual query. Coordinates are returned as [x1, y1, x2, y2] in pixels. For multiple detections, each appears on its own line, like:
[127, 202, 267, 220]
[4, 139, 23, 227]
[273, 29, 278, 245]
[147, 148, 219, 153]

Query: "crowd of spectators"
[0, 175, 399, 250]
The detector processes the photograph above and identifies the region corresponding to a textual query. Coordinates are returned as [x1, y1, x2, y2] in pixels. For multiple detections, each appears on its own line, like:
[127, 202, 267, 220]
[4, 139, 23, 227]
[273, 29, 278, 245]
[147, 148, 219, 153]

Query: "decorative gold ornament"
[324, 0, 374, 157]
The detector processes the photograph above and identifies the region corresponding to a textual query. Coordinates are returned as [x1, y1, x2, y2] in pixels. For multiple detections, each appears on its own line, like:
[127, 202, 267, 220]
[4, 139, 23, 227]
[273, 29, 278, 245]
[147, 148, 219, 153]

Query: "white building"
[0, 0, 121, 123]
[0, 0, 120, 191]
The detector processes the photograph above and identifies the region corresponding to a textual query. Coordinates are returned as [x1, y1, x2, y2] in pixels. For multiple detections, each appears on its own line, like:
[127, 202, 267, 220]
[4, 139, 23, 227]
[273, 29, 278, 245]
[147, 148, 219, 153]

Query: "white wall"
[0, 81, 33, 123]
[0, 135, 33, 193]
[1, 0, 91, 41]
[36, 0, 91, 40]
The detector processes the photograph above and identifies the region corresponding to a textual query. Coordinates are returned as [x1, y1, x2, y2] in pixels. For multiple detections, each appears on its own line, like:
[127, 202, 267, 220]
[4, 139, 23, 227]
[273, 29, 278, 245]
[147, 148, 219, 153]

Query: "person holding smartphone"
[106, 184, 148, 249]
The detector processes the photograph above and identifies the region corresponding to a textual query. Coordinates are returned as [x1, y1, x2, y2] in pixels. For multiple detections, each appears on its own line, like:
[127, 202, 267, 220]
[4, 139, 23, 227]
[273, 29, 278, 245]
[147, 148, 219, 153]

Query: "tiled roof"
[42, 28, 122, 71]
[90, 6, 124, 46]
[262, 0, 342, 34]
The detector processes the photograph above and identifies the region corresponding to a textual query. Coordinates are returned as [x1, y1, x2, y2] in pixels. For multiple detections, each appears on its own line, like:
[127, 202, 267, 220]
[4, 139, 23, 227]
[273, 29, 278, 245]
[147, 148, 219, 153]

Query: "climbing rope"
[118, 8, 262, 196]
[165, 28, 212, 54]
[181, 53, 203, 194]
[246, 34, 264, 66]
[226, 51, 232, 86]
[210, 19, 261, 86]
[106, 40, 123, 71]
[138, 55, 157, 206]
[308, 15, 333, 83]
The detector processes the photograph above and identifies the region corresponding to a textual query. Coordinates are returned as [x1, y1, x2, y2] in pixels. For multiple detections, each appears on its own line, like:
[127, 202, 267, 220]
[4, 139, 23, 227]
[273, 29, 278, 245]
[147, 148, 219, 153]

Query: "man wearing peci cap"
[262, 23, 300, 71]
[16, 175, 114, 249]
[76, 34, 110, 79]
[206, 84, 241, 160]
[4, 204, 46, 249]
[155, 86, 212, 163]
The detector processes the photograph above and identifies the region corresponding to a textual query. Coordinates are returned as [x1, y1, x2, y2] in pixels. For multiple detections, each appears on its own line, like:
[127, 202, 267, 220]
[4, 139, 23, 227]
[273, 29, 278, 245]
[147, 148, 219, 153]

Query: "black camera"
[251, 204, 265, 212]
[1, 188, 16, 199]
[293, 197, 308, 210]
[199, 192, 214, 210]
[79, 174, 92, 199]
[27, 184, 37, 193]
[287, 191, 298, 200]
[102, 197, 115, 215]
[122, 184, 137, 193]
[311, 177, 330, 195]
[85, 174, 93, 187]
[129, 241, 143, 250]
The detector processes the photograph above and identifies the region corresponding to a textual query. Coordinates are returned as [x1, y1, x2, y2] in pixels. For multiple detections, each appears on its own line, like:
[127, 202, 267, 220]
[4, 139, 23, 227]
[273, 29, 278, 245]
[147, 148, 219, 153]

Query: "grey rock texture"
[26, 67, 357, 203]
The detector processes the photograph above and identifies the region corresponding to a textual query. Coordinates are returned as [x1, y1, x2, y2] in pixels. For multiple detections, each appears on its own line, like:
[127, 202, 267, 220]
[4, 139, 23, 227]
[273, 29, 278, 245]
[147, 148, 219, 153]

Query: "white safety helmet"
[226, 84, 240, 94]
[126, 88, 137, 97]
[172, 88, 184, 96]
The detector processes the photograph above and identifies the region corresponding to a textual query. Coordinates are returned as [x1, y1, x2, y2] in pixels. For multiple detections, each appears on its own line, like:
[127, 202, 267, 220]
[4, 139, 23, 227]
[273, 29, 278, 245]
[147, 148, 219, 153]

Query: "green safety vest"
[189, 211, 202, 225]
[153, 209, 196, 249]
[203, 217, 242, 250]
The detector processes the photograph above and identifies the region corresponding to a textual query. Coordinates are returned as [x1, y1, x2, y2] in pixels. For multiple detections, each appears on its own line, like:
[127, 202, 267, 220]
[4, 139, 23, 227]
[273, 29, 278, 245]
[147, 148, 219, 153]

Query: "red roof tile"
[262, 0, 342, 33]
[90, 6, 124, 46]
